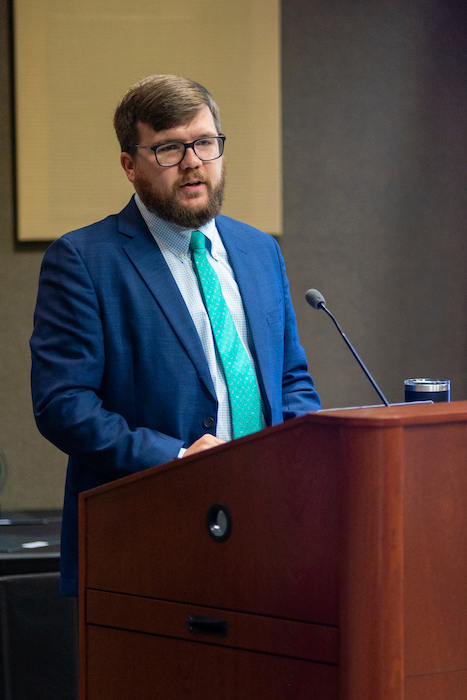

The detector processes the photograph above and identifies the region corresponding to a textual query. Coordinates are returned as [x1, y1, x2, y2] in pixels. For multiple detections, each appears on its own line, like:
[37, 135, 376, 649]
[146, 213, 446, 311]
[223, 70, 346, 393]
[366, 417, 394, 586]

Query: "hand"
[183, 434, 225, 457]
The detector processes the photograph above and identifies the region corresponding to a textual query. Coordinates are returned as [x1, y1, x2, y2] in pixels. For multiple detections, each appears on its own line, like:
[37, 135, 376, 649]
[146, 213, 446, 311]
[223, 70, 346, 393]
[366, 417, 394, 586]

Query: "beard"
[135, 162, 226, 229]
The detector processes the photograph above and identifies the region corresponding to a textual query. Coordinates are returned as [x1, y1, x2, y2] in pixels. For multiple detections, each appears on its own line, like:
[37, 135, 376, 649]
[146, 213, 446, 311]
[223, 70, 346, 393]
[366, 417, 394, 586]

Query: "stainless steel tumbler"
[404, 378, 450, 403]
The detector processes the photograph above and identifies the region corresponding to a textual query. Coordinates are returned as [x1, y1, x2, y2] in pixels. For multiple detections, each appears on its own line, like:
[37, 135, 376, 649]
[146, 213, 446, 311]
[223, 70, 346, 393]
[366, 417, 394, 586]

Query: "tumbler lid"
[404, 378, 450, 392]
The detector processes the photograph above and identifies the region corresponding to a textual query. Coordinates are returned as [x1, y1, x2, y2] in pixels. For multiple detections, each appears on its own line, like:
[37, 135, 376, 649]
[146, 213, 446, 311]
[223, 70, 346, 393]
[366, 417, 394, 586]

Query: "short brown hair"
[114, 74, 221, 154]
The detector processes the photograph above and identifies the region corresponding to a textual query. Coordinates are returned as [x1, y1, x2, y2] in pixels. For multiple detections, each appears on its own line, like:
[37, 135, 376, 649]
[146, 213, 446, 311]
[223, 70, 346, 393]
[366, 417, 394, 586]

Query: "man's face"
[121, 105, 225, 228]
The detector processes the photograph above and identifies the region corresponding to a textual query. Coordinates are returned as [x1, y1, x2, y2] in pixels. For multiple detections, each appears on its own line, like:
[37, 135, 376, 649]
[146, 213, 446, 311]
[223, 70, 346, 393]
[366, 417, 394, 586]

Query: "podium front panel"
[82, 419, 340, 625]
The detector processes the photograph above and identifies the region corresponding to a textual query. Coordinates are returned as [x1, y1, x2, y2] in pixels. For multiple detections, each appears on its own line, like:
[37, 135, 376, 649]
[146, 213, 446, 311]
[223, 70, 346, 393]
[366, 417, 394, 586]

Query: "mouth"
[178, 178, 209, 201]
[180, 179, 206, 189]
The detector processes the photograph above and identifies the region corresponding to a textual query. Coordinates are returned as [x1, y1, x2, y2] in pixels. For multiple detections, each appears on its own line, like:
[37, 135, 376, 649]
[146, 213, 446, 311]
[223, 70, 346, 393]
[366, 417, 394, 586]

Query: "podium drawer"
[85, 589, 339, 665]
[85, 624, 338, 700]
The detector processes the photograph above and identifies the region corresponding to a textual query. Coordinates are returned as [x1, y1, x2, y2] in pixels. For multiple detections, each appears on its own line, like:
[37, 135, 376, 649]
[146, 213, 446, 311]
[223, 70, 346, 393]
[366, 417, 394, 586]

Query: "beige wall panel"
[13, 0, 281, 241]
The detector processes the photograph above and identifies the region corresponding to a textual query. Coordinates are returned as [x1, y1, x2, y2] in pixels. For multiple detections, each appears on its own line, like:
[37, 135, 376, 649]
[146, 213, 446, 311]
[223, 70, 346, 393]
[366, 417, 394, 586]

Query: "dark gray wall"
[0, 0, 466, 507]
[282, 0, 467, 408]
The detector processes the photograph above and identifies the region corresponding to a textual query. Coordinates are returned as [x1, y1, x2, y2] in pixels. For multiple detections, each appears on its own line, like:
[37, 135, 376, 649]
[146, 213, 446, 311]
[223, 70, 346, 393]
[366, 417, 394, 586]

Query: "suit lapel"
[216, 218, 273, 422]
[118, 200, 216, 399]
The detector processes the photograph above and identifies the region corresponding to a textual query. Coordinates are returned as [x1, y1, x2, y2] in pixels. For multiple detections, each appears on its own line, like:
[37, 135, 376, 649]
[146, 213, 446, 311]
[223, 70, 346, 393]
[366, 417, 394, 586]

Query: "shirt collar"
[135, 193, 219, 259]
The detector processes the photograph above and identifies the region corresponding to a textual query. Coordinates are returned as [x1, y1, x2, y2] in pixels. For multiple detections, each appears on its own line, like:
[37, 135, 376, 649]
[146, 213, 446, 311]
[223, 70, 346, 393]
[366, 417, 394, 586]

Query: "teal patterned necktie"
[190, 231, 263, 439]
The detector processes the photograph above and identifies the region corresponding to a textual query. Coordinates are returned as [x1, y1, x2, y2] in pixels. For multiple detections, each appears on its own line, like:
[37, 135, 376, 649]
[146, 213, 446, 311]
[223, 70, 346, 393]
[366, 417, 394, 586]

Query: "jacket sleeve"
[30, 237, 183, 476]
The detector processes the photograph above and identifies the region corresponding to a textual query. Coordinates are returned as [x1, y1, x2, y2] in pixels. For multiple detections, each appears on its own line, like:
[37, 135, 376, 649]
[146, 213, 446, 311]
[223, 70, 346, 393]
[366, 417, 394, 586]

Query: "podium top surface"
[79, 402, 467, 503]
[315, 399, 467, 427]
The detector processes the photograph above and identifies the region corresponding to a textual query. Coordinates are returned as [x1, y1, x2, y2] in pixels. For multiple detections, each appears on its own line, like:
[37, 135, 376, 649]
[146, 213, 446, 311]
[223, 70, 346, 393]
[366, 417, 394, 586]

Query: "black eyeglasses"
[134, 135, 226, 167]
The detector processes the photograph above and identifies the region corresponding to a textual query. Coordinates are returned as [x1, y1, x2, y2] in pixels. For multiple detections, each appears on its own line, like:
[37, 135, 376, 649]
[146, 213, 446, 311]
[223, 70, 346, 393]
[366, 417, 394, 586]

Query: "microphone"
[305, 289, 390, 407]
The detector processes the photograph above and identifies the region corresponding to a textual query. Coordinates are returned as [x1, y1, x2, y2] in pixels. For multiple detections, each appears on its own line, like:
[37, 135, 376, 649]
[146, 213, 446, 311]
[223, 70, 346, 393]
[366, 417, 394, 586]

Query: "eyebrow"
[150, 133, 219, 148]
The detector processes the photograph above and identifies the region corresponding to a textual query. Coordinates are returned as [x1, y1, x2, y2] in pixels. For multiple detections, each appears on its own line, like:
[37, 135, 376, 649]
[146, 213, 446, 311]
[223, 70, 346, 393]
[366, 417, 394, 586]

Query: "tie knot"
[190, 231, 206, 251]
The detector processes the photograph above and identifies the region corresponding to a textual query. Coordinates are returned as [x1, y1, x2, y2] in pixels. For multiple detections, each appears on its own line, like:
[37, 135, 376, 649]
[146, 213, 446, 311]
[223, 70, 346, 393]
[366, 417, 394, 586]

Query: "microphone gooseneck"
[305, 288, 390, 407]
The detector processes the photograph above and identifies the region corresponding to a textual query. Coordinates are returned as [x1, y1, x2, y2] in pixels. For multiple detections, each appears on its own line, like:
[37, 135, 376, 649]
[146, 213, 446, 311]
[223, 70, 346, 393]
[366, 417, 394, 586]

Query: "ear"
[120, 152, 136, 184]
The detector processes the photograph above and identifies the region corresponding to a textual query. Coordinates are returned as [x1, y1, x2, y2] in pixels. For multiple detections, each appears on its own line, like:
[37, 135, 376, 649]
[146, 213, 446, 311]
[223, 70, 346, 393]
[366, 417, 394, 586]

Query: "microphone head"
[306, 288, 326, 310]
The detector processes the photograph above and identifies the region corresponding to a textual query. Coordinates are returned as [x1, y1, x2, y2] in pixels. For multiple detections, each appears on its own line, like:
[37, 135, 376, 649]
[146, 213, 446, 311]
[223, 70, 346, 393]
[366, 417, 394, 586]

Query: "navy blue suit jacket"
[30, 197, 320, 595]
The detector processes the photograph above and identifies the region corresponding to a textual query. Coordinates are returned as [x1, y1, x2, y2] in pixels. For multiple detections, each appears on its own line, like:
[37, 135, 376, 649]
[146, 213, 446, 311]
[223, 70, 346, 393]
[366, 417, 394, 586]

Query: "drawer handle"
[188, 615, 228, 637]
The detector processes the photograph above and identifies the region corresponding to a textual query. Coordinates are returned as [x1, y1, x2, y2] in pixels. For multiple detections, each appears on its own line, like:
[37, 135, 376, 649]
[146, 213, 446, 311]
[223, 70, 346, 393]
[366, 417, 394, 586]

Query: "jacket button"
[203, 416, 215, 429]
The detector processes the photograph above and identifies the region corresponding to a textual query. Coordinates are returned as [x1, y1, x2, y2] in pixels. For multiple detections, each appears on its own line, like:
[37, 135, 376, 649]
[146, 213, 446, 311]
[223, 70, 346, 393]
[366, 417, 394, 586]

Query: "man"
[30, 74, 320, 596]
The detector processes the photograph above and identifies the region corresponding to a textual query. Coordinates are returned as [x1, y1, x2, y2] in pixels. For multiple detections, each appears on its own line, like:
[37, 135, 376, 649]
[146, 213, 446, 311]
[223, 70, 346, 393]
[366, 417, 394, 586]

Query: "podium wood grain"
[80, 402, 467, 699]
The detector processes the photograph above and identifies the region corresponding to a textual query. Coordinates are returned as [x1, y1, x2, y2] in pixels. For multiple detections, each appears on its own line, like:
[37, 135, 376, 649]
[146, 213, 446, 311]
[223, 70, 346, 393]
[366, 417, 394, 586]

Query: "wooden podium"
[79, 402, 467, 699]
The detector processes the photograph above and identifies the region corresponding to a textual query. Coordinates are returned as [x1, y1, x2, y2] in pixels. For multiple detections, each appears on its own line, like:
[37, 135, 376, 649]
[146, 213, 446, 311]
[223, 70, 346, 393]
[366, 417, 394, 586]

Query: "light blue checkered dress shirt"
[135, 195, 264, 443]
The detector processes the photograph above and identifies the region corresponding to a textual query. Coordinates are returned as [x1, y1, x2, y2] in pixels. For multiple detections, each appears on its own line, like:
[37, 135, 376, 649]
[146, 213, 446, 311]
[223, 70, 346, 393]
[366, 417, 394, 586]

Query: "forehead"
[137, 105, 218, 144]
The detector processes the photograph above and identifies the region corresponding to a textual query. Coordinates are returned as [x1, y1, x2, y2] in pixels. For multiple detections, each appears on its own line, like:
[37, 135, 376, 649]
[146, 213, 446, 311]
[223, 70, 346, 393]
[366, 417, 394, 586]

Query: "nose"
[180, 144, 202, 169]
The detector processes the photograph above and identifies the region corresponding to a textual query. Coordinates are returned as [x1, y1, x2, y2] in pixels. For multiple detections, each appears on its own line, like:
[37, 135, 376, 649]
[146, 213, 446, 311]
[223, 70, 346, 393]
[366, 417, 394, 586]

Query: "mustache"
[176, 172, 209, 187]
